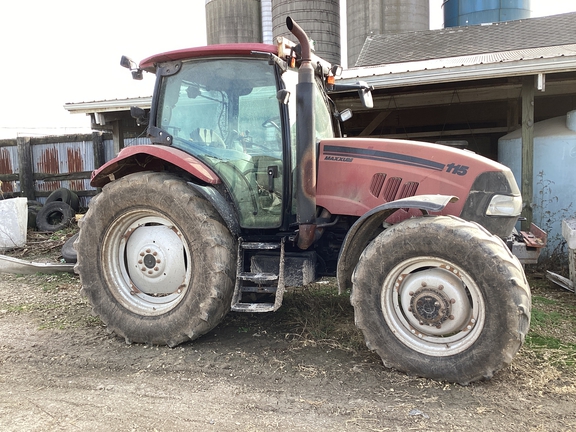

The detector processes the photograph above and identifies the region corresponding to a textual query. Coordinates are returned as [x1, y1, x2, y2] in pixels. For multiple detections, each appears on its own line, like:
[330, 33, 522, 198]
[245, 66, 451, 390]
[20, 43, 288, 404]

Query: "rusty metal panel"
[32, 139, 94, 206]
[0, 145, 20, 194]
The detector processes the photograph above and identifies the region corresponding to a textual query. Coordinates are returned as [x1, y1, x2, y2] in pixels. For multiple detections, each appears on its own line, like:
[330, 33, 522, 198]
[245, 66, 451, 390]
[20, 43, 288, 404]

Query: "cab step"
[230, 238, 285, 313]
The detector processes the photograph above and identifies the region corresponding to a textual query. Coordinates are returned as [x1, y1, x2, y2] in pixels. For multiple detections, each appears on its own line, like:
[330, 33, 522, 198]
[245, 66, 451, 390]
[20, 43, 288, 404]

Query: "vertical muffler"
[286, 16, 316, 250]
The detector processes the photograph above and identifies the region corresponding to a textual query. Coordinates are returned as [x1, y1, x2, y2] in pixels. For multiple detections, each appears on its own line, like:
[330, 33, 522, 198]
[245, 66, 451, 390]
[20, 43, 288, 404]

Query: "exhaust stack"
[286, 16, 316, 250]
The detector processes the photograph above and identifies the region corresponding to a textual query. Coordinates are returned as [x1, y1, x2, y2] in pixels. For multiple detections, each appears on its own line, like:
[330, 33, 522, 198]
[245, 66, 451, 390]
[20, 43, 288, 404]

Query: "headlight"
[486, 194, 522, 216]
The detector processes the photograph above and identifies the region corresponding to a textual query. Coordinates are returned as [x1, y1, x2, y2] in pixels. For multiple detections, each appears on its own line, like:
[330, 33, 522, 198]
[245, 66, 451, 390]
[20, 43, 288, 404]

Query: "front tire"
[351, 216, 530, 384]
[75, 172, 236, 347]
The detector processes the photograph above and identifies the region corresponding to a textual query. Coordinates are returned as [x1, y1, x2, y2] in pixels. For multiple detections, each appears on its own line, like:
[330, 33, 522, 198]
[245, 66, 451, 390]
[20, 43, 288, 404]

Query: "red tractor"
[76, 18, 531, 384]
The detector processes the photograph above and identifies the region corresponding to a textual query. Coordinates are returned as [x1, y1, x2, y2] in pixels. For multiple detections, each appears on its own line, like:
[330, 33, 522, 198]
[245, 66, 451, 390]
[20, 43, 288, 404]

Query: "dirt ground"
[0, 270, 575, 432]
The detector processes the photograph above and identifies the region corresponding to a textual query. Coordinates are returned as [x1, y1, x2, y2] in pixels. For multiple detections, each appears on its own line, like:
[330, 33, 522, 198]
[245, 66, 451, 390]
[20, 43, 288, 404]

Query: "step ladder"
[230, 238, 286, 312]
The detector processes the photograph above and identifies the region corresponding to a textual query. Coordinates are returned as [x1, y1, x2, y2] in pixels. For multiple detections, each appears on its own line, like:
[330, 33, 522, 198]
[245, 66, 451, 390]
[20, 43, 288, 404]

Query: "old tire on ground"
[46, 187, 80, 212]
[351, 215, 531, 384]
[35, 201, 76, 232]
[61, 232, 78, 263]
[75, 172, 236, 347]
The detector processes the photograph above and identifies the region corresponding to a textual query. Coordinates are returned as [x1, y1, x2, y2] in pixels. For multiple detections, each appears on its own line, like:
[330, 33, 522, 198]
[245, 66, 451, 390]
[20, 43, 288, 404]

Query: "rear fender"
[89, 145, 240, 236]
[336, 194, 458, 294]
[90, 145, 221, 188]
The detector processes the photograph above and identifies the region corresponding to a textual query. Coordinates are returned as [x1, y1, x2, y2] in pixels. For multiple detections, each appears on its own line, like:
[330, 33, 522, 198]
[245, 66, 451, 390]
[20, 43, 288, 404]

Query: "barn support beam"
[521, 76, 535, 230]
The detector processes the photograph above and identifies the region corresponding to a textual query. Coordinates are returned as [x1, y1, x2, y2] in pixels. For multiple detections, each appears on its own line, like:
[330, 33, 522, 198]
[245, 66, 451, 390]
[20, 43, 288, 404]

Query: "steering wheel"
[262, 117, 281, 131]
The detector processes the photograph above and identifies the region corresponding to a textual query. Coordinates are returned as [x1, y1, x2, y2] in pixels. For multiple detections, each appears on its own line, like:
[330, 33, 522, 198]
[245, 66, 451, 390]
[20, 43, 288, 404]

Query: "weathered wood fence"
[0, 133, 149, 207]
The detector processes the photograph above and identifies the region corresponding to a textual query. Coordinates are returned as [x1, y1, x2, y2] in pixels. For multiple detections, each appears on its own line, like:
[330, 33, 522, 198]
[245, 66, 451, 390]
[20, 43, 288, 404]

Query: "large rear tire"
[351, 215, 531, 384]
[75, 172, 236, 347]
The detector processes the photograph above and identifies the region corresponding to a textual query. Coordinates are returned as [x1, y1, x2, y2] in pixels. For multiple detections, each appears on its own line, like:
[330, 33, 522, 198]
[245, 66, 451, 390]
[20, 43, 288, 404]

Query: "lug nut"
[421, 281, 427, 287]
[438, 285, 444, 290]
[409, 291, 414, 296]
[449, 315, 454, 320]
[450, 299, 456, 304]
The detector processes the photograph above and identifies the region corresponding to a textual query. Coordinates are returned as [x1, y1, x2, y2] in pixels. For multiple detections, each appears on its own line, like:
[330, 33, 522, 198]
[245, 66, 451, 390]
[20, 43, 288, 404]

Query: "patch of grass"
[532, 295, 559, 306]
[274, 280, 365, 352]
[222, 278, 366, 353]
[530, 308, 566, 327]
[525, 333, 576, 367]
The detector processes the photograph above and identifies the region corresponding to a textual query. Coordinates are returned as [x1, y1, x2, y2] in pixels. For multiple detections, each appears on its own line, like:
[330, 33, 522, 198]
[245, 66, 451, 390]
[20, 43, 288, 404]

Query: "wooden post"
[16, 137, 35, 200]
[521, 76, 535, 230]
[506, 99, 519, 132]
[112, 120, 124, 156]
[562, 219, 576, 294]
[92, 132, 105, 170]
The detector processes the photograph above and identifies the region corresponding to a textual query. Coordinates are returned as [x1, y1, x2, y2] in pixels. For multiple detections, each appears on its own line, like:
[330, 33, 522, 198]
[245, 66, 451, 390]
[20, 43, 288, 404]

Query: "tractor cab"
[135, 42, 336, 231]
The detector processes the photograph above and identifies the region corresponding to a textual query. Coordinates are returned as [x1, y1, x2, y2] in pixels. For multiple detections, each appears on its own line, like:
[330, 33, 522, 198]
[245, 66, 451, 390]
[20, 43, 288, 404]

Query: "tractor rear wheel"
[351, 215, 530, 384]
[75, 172, 236, 347]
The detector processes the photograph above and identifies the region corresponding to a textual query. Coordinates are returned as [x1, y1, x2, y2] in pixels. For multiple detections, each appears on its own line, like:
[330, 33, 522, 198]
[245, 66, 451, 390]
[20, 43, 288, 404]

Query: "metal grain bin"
[498, 111, 576, 254]
[206, 0, 263, 44]
[443, 0, 531, 28]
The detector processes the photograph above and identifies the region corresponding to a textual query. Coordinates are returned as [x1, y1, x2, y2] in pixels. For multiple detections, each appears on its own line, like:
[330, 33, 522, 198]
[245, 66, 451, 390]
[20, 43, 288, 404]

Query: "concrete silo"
[272, 0, 341, 66]
[347, 0, 429, 67]
[443, 0, 531, 28]
[206, 0, 263, 44]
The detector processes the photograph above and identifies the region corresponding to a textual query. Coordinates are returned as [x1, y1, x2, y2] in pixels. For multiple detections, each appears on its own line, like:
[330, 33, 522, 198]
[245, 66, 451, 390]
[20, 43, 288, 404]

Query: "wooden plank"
[335, 78, 576, 112]
[359, 111, 391, 136]
[33, 171, 92, 182]
[374, 126, 509, 139]
[521, 76, 535, 230]
[0, 173, 19, 182]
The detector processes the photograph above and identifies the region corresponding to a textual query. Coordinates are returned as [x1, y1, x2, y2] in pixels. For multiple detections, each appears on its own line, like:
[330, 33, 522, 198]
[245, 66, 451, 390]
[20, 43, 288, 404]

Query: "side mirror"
[357, 81, 373, 109]
[120, 55, 143, 80]
[277, 89, 291, 105]
[120, 55, 137, 70]
[130, 106, 148, 126]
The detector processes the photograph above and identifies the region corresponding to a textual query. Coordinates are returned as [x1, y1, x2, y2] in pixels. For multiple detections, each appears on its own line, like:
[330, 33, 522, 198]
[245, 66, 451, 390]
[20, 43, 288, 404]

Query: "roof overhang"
[64, 97, 152, 115]
[339, 44, 576, 89]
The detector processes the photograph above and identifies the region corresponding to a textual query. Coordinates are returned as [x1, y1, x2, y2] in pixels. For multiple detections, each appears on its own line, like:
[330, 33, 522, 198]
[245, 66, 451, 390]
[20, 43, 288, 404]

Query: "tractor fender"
[336, 194, 458, 294]
[187, 183, 241, 237]
[90, 145, 221, 188]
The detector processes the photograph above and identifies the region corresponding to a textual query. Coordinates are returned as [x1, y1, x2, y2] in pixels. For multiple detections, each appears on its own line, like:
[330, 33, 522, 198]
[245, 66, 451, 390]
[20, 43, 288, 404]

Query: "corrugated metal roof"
[354, 12, 576, 67]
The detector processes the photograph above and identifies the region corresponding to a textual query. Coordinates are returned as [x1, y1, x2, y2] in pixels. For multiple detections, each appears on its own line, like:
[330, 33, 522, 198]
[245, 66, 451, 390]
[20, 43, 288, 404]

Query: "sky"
[1, 0, 575, 139]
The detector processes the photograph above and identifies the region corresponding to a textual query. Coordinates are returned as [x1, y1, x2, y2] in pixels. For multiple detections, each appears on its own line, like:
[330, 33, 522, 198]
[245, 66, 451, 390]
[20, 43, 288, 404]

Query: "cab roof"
[139, 43, 278, 72]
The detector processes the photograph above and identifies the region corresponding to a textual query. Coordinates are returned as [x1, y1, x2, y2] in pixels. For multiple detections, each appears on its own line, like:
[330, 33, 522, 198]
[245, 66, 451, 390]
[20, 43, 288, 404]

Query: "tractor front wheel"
[351, 216, 531, 384]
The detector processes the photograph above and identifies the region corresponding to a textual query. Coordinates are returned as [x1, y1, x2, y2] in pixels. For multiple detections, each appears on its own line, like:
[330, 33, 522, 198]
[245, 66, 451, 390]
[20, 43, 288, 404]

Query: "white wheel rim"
[381, 256, 485, 356]
[101, 209, 191, 316]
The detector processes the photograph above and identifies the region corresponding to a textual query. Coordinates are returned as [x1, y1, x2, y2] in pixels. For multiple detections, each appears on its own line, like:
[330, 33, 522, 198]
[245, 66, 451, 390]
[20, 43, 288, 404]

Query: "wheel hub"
[125, 225, 187, 295]
[410, 288, 451, 327]
[135, 245, 166, 277]
[397, 266, 473, 337]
